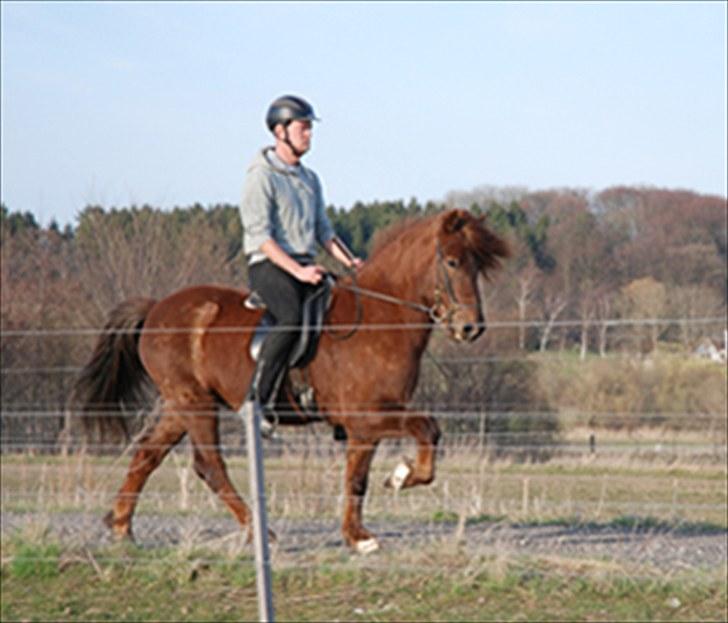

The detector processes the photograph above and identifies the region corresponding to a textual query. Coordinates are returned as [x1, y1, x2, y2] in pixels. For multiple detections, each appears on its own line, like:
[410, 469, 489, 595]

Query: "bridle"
[431, 241, 481, 324]
[330, 241, 480, 338]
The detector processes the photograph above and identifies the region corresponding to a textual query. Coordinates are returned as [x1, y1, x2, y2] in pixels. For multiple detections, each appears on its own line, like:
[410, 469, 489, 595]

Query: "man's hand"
[296, 264, 326, 285]
[260, 239, 326, 284]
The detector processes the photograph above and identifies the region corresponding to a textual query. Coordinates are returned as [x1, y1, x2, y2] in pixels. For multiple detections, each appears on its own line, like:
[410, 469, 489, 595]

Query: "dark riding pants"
[248, 259, 315, 406]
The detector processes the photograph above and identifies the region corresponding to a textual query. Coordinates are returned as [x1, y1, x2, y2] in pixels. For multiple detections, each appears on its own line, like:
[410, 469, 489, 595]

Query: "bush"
[415, 343, 560, 461]
[536, 353, 727, 432]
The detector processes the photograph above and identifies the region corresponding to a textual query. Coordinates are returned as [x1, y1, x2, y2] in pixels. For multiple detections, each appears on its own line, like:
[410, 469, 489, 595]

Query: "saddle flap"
[248, 276, 333, 369]
[249, 313, 274, 361]
[288, 278, 333, 369]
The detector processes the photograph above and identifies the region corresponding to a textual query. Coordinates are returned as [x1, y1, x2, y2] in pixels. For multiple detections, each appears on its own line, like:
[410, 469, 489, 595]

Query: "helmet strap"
[282, 124, 304, 159]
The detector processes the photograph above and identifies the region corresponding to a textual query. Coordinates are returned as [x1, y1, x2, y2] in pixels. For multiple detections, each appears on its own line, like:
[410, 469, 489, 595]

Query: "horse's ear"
[443, 210, 467, 234]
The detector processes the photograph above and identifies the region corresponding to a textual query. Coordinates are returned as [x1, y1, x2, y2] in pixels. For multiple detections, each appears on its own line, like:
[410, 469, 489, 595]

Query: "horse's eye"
[446, 258, 460, 268]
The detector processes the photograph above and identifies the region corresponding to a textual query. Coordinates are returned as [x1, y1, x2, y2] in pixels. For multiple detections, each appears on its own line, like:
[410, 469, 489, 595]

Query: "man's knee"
[273, 304, 303, 330]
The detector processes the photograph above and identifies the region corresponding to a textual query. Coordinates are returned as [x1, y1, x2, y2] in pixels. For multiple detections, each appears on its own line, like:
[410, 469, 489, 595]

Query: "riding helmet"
[265, 95, 320, 132]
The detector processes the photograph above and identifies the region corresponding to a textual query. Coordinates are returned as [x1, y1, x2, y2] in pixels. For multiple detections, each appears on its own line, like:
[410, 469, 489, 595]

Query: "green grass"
[2, 539, 726, 622]
[7, 541, 62, 579]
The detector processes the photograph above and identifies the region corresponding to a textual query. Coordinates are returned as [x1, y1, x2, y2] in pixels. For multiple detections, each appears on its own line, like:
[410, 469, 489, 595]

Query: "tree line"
[2, 186, 726, 352]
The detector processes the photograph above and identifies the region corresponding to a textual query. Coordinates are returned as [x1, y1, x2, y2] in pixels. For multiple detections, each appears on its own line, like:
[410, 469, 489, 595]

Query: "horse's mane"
[368, 215, 430, 258]
[367, 210, 510, 276]
[460, 213, 511, 275]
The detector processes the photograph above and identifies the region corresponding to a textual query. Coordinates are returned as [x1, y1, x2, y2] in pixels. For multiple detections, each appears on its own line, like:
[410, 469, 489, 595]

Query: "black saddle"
[246, 275, 334, 369]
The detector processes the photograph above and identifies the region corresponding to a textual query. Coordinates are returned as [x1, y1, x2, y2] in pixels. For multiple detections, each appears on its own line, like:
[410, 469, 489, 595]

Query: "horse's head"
[431, 209, 510, 342]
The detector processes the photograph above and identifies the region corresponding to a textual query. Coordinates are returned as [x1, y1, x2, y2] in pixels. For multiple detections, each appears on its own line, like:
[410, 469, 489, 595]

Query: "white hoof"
[355, 538, 380, 555]
[387, 460, 412, 491]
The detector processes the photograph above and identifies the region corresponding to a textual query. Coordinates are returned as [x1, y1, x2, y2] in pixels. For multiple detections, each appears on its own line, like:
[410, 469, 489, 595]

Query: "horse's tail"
[68, 297, 157, 447]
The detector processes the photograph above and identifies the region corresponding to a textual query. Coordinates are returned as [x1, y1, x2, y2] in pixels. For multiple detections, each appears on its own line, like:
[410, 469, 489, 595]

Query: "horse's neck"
[358, 235, 435, 304]
[352, 233, 437, 354]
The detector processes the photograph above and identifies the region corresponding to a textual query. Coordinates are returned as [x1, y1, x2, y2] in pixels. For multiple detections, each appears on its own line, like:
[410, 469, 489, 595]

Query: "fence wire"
[1, 315, 726, 337]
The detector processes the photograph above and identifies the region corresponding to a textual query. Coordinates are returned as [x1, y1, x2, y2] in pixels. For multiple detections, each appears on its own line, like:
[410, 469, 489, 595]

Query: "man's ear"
[443, 209, 467, 234]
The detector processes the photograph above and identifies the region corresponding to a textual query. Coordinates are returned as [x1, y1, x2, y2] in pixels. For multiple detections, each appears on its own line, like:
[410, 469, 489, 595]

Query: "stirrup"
[239, 400, 278, 441]
[260, 407, 278, 440]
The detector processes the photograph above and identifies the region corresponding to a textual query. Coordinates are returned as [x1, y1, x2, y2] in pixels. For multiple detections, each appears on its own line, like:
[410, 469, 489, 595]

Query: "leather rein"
[329, 241, 479, 339]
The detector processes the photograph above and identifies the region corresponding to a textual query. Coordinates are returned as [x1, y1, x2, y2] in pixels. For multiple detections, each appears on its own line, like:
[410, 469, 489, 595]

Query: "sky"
[1, 1, 726, 227]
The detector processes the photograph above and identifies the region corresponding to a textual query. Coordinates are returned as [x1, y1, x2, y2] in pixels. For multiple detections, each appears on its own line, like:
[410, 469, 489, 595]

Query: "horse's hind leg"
[105, 402, 186, 540]
[186, 407, 255, 537]
[384, 413, 441, 490]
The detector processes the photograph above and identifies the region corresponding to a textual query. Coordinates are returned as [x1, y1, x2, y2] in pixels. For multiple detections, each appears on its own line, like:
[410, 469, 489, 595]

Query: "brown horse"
[70, 209, 509, 553]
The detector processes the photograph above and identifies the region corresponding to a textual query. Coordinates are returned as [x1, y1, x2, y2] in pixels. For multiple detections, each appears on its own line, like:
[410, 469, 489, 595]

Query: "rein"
[337, 279, 432, 316]
[329, 241, 479, 338]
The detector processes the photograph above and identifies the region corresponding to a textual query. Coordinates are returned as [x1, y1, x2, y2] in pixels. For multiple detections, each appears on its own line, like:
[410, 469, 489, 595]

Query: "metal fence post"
[244, 401, 275, 622]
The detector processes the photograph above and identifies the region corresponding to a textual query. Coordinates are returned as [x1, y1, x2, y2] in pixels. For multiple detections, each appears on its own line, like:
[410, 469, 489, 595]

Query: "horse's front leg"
[384, 413, 441, 490]
[342, 436, 380, 554]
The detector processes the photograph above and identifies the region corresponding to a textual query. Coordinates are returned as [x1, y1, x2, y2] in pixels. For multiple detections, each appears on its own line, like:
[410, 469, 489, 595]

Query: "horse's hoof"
[354, 538, 380, 555]
[103, 510, 114, 529]
[384, 458, 412, 491]
[245, 526, 278, 545]
[103, 511, 135, 543]
[111, 528, 135, 544]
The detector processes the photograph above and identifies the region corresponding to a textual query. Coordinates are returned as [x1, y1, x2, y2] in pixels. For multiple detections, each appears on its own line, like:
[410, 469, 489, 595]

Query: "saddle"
[244, 275, 334, 370]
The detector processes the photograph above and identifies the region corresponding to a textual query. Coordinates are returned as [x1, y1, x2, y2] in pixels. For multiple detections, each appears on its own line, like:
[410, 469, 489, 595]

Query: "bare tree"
[595, 294, 614, 356]
[669, 285, 724, 349]
[620, 277, 667, 352]
[538, 291, 568, 352]
[73, 207, 243, 325]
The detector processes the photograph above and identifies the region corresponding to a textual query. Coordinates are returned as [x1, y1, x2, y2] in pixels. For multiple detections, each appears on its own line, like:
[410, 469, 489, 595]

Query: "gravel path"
[3, 511, 726, 574]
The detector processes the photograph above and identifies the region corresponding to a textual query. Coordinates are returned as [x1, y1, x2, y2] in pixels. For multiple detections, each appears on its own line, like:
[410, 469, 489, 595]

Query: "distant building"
[693, 338, 727, 363]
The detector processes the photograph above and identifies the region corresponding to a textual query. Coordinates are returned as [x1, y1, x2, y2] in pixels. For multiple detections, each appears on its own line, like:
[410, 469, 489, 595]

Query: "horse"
[69, 208, 509, 553]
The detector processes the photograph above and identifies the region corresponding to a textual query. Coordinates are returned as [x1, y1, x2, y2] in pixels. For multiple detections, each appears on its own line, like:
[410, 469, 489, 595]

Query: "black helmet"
[265, 95, 319, 132]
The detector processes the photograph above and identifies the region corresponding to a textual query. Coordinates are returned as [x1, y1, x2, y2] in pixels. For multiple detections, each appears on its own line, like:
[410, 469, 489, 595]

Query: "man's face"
[278, 119, 312, 155]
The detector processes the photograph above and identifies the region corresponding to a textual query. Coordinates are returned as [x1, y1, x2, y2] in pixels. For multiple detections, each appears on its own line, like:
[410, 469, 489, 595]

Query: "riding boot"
[244, 260, 308, 440]
[240, 359, 277, 440]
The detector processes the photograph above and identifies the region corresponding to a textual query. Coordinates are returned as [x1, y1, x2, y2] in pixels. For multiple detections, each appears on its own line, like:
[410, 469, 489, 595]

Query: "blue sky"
[1, 1, 726, 226]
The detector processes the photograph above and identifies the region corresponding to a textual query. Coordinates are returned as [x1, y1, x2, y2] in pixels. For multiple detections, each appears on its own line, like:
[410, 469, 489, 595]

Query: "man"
[240, 95, 362, 425]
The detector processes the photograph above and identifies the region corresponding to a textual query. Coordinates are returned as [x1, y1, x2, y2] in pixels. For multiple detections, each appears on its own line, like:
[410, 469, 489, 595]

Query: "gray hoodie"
[240, 147, 335, 266]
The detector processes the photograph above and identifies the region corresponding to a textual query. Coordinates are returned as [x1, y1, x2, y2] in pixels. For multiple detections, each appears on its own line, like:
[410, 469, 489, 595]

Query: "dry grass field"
[2, 423, 726, 524]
